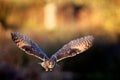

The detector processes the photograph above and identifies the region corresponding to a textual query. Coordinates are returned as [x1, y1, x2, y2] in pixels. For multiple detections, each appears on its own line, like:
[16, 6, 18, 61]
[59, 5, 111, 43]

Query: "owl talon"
[45, 68, 49, 72]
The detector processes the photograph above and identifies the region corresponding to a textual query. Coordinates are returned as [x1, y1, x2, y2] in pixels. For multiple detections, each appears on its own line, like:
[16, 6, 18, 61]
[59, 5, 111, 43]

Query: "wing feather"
[51, 35, 94, 62]
[11, 32, 49, 61]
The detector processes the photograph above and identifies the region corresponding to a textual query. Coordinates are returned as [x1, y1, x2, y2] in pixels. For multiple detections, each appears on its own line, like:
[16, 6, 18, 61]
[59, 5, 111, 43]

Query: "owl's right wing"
[51, 35, 94, 62]
[11, 32, 49, 61]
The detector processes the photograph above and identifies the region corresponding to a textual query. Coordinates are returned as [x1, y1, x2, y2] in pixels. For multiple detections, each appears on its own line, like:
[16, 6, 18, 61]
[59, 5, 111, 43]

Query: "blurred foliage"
[0, 0, 120, 79]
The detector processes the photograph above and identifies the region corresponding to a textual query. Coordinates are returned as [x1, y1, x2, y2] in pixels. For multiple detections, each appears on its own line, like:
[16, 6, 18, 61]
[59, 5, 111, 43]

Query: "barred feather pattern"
[51, 36, 94, 62]
[11, 32, 49, 61]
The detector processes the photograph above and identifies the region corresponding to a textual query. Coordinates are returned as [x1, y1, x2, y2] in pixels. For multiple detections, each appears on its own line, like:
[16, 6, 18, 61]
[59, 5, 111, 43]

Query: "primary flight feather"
[11, 32, 94, 71]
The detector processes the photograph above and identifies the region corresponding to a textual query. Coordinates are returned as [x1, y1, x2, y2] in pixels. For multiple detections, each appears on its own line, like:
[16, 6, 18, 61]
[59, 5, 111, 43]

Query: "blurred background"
[0, 0, 120, 80]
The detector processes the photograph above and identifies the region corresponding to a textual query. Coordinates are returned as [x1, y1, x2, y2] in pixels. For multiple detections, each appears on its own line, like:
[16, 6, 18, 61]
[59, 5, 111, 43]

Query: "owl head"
[40, 60, 56, 71]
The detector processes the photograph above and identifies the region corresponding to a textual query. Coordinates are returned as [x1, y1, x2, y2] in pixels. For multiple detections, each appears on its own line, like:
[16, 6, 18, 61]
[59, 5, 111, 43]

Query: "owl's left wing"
[51, 35, 94, 62]
[11, 32, 49, 61]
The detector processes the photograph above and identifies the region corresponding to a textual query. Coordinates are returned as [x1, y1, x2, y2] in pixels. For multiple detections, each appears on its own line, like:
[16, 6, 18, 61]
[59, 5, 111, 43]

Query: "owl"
[11, 32, 94, 71]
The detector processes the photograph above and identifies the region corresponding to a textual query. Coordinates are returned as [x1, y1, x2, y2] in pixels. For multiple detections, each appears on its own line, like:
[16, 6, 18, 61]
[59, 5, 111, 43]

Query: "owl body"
[11, 32, 94, 71]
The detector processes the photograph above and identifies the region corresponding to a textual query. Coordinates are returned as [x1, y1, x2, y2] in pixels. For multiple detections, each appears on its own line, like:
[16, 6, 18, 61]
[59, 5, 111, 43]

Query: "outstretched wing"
[51, 35, 94, 62]
[11, 32, 49, 61]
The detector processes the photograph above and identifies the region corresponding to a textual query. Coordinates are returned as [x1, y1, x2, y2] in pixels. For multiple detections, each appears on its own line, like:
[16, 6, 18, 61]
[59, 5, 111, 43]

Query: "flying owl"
[11, 32, 94, 71]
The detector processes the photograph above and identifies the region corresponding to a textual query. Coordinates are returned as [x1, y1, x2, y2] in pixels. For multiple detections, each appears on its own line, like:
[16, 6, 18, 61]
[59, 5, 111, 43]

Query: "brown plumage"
[11, 32, 94, 71]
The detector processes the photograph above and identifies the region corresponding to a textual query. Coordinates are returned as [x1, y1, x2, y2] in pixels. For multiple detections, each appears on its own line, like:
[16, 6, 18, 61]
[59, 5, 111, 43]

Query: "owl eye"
[49, 62, 53, 65]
